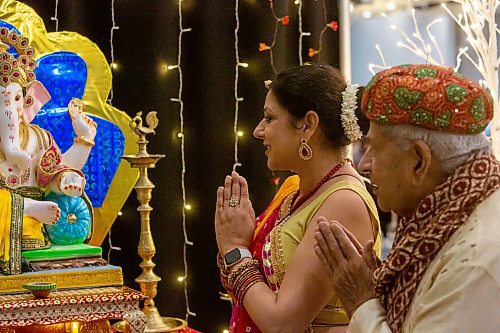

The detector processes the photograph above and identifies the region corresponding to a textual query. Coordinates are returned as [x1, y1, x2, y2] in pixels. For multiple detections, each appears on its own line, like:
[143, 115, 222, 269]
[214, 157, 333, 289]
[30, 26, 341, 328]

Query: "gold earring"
[23, 95, 33, 108]
[299, 138, 313, 160]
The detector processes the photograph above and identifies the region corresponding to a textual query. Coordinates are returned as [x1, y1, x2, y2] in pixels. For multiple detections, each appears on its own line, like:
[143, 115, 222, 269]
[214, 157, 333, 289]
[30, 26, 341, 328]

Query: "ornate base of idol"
[0, 244, 123, 294]
[22, 244, 109, 271]
[0, 245, 145, 332]
[0, 286, 146, 333]
[0, 265, 123, 294]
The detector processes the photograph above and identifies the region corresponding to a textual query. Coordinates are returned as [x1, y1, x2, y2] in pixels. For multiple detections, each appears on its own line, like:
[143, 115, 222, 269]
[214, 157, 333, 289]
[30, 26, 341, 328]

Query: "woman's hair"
[269, 64, 368, 150]
[380, 124, 492, 173]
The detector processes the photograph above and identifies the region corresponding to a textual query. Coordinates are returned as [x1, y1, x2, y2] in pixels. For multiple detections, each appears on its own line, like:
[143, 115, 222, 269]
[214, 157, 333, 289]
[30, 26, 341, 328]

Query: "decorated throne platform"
[0, 1, 143, 332]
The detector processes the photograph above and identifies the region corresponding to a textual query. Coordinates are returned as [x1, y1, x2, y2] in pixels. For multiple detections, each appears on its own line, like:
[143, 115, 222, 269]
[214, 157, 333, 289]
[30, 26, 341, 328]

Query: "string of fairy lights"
[51, 0, 59, 32]
[297, 0, 310, 65]
[307, 0, 339, 61]
[258, 0, 289, 74]
[108, 0, 119, 105]
[168, 0, 196, 321]
[107, 0, 122, 262]
[233, 0, 246, 171]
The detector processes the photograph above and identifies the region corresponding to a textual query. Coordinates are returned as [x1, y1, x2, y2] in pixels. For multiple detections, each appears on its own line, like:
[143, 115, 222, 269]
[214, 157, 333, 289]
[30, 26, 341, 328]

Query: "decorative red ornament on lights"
[308, 48, 318, 58]
[281, 16, 290, 25]
[259, 43, 271, 52]
[327, 21, 339, 31]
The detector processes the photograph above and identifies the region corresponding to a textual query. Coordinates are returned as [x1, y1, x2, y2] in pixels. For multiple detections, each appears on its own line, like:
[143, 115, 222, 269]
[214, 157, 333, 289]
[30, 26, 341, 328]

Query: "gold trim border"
[0, 266, 123, 293]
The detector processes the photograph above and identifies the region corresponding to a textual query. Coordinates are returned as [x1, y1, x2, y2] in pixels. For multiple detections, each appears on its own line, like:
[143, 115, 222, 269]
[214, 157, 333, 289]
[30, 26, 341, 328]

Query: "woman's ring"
[228, 195, 240, 207]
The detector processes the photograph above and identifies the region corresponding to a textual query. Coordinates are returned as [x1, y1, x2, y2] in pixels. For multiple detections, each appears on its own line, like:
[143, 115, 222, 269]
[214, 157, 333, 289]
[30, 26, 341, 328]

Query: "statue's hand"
[68, 98, 97, 140]
[59, 171, 86, 196]
[5, 149, 31, 172]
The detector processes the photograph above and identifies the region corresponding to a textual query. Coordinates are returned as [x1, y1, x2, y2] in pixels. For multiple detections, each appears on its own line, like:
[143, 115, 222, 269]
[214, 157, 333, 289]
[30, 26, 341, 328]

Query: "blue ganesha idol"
[0, 27, 100, 275]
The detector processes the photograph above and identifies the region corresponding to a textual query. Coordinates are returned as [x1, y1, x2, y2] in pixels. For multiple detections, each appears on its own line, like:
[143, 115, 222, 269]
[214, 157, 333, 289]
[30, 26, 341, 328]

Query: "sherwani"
[348, 189, 500, 333]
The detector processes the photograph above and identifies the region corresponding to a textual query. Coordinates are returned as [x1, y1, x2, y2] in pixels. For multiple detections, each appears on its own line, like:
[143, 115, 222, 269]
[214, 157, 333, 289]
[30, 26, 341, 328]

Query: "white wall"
[351, 5, 458, 85]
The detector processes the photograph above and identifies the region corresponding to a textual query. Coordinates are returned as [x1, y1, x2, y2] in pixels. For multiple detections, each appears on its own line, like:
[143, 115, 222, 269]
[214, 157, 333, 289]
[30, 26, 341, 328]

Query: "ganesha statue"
[0, 28, 97, 275]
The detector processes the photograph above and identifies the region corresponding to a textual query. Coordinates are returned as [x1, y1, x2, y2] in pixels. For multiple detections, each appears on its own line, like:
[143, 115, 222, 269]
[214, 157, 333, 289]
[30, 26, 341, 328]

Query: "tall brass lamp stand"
[121, 112, 185, 332]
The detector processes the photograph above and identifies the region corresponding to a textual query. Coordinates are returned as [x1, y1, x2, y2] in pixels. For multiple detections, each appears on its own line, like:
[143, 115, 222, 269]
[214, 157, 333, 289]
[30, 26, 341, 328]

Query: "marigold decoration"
[308, 48, 318, 58]
[362, 64, 494, 135]
[327, 20, 338, 31]
[259, 42, 270, 52]
[281, 16, 290, 25]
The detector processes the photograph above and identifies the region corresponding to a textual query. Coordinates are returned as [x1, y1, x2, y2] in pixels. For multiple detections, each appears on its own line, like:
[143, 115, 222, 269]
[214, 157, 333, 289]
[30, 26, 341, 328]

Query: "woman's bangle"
[74, 136, 95, 147]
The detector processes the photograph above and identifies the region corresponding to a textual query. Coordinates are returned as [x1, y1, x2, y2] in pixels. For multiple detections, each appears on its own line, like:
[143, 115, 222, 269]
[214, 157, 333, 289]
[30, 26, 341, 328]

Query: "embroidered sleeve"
[36, 131, 83, 188]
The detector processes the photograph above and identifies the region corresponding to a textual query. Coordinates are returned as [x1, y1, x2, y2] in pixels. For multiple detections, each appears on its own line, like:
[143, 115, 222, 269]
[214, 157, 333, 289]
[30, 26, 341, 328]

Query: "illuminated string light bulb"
[177, 276, 185, 282]
[237, 130, 244, 137]
[184, 204, 192, 210]
[117, 211, 123, 216]
[238, 62, 249, 68]
[362, 11, 372, 19]
[223, 330, 229, 333]
[168, 65, 178, 70]
[177, 132, 184, 138]
[110, 62, 118, 69]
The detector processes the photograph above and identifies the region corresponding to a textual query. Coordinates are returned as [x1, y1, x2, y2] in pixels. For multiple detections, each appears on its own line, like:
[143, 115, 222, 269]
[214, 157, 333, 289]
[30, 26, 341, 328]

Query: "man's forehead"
[365, 123, 384, 143]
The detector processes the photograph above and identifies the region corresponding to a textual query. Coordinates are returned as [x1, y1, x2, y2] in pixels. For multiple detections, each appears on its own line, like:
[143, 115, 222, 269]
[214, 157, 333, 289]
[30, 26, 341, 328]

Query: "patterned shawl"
[373, 151, 500, 332]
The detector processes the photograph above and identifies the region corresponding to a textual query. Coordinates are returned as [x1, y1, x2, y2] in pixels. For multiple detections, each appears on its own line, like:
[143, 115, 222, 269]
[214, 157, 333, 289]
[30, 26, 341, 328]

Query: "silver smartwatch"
[223, 247, 252, 269]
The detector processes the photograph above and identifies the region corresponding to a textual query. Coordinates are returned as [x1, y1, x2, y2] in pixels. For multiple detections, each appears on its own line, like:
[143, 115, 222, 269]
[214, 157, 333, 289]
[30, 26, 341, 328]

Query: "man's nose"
[357, 152, 371, 174]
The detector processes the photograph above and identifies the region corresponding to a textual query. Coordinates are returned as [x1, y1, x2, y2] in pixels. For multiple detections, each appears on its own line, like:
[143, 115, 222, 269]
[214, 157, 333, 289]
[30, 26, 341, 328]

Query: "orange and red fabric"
[361, 64, 494, 134]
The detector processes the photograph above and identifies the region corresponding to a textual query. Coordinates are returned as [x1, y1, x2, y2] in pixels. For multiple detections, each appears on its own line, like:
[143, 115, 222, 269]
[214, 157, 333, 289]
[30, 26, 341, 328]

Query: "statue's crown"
[0, 27, 36, 88]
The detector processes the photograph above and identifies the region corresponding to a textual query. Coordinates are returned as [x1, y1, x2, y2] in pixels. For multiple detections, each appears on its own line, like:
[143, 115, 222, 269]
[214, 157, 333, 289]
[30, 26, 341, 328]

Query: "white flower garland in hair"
[341, 83, 363, 142]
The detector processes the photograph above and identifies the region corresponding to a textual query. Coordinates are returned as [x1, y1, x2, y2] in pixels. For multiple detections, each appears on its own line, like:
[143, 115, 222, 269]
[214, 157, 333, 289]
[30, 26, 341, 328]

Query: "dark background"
[18, 1, 340, 331]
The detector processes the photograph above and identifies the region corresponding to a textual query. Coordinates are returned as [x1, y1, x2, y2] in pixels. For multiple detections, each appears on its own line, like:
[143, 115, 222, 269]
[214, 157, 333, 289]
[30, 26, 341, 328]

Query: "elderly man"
[314, 64, 500, 332]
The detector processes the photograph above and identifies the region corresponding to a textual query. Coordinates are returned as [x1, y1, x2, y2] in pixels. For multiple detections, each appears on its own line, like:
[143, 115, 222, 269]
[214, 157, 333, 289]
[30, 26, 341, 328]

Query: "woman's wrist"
[228, 257, 252, 273]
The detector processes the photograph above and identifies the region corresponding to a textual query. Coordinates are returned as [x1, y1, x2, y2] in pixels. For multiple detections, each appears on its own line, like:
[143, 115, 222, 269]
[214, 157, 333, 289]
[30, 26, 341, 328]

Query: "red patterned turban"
[361, 64, 494, 134]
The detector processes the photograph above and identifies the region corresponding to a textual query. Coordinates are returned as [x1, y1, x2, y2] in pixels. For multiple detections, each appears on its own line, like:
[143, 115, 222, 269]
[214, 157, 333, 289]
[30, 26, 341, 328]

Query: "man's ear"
[301, 110, 319, 134]
[411, 140, 432, 185]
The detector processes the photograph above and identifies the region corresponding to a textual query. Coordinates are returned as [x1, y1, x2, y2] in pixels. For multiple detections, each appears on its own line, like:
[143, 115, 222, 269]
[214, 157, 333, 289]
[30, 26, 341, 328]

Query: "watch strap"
[224, 247, 252, 269]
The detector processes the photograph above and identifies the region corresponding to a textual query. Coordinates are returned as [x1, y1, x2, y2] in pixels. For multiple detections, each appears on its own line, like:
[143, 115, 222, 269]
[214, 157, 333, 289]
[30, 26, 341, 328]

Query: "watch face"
[224, 248, 241, 265]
